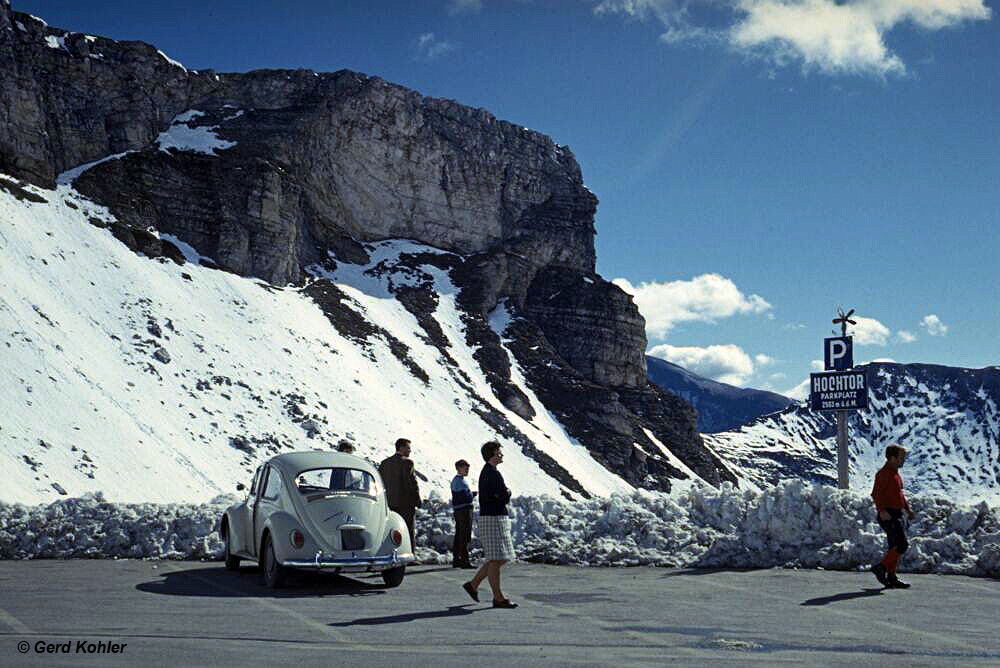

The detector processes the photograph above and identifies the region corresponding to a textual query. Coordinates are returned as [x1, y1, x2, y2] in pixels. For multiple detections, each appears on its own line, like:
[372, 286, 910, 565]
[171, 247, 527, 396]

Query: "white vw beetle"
[220, 451, 414, 588]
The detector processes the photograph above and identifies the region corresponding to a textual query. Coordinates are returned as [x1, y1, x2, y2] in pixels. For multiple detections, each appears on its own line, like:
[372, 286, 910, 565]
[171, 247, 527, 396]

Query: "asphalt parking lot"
[1, 560, 998, 667]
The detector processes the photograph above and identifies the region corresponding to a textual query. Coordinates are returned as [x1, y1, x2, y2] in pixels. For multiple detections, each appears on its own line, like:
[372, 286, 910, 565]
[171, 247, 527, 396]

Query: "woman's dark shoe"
[492, 599, 518, 609]
[462, 581, 479, 602]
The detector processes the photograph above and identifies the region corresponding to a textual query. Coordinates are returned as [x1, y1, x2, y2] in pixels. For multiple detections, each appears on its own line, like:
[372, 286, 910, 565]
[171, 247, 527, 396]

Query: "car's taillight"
[390, 529, 402, 547]
[290, 530, 305, 549]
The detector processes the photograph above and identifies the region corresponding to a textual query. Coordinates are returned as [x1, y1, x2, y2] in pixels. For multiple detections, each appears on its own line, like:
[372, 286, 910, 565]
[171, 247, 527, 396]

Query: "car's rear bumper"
[282, 550, 414, 571]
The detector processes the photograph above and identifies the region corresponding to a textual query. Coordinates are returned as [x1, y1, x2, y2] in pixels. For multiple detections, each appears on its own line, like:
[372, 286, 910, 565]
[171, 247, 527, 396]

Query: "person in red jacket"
[871, 444, 916, 589]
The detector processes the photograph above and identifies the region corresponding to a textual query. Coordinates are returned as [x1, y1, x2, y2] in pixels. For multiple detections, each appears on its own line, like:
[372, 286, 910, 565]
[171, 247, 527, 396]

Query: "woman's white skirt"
[477, 515, 515, 561]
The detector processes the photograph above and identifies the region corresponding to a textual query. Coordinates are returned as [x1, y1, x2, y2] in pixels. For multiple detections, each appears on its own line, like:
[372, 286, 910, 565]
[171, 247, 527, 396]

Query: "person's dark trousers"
[453, 507, 472, 565]
[877, 508, 909, 572]
[392, 506, 416, 552]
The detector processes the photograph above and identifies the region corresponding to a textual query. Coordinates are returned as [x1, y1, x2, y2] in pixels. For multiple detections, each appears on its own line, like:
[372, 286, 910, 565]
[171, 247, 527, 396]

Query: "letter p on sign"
[824, 336, 853, 371]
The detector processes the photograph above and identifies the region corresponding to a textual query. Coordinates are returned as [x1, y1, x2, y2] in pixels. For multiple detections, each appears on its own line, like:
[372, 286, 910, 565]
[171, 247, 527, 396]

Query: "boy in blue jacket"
[451, 459, 476, 568]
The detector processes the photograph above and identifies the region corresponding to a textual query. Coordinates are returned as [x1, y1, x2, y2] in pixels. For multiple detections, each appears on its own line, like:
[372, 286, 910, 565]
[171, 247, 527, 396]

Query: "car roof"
[267, 451, 378, 477]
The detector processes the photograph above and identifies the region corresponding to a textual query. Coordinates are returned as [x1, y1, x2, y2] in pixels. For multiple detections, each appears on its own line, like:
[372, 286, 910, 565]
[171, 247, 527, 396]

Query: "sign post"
[809, 308, 868, 490]
[837, 411, 849, 490]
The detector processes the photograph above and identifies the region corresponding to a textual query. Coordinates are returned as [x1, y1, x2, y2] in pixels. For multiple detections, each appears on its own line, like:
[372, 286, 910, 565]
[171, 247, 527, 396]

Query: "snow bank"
[0, 493, 229, 560]
[56, 151, 133, 184]
[156, 49, 187, 71]
[44, 34, 67, 51]
[156, 110, 235, 155]
[3, 483, 997, 577]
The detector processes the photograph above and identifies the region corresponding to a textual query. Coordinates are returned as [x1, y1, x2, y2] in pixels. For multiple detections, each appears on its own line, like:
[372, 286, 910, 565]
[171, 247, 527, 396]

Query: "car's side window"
[255, 467, 269, 501]
[262, 466, 282, 501]
[249, 467, 262, 496]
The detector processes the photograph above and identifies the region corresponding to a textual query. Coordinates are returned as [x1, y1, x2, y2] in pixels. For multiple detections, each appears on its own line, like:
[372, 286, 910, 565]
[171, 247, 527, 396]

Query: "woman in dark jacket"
[462, 441, 517, 608]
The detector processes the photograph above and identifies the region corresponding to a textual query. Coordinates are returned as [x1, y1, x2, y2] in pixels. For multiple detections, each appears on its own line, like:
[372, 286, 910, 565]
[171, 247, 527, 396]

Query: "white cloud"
[895, 329, 917, 343]
[447, 0, 482, 14]
[781, 359, 824, 400]
[754, 353, 774, 367]
[867, 357, 897, 363]
[769, 372, 787, 381]
[847, 316, 890, 346]
[595, 0, 725, 46]
[784, 377, 811, 401]
[414, 33, 456, 61]
[783, 322, 806, 330]
[648, 343, 756, 385]
[594, 0, 991, 77]
[613, 274, 771, 340]
[921, 314, 949, 337]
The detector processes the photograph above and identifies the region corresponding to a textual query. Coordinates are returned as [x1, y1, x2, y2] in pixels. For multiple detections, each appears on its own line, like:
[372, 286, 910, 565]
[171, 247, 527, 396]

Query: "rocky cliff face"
[523, 267, 647, 388]
[1, 4, 594, 286]
[0, 7, 193, 185]
[0, 2, 735, 492]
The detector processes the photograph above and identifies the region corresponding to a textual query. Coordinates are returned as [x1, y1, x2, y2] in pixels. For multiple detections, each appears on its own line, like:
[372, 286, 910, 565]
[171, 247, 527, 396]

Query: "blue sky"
[18, 0, 999, 397]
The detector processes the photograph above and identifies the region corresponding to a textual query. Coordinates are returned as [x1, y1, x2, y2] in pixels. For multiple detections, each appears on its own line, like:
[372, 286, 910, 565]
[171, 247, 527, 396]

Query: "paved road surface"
[0, 561, 998, 667]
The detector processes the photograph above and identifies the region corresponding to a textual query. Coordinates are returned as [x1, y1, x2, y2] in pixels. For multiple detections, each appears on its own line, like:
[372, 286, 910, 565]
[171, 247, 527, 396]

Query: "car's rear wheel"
[262, 534, 286, 589]
[224, 525, 240, 571]
[381, 565, 405, 588]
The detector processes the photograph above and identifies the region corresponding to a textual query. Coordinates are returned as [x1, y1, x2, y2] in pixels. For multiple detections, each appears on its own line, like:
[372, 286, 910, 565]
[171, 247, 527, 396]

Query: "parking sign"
[824, 336, 853, 371]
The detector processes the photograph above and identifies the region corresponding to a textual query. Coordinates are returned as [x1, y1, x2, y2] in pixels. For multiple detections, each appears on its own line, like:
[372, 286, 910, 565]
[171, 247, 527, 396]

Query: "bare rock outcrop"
[1, 2, 595, 289]
[0, 6, 193, 184]
[0, 1, 738, 490]
[523, 266, 647, 388]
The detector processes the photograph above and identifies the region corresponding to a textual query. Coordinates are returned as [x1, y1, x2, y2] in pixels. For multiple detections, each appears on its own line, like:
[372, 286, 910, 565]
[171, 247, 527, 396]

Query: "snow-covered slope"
[5, 175, 997, 513]
[0, 175, 633, 505]
[704, 363, 1000, 505]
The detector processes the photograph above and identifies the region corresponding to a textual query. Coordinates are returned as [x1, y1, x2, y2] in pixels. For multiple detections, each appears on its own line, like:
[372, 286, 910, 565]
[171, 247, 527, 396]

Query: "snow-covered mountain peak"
[705, 362, 1000, 505]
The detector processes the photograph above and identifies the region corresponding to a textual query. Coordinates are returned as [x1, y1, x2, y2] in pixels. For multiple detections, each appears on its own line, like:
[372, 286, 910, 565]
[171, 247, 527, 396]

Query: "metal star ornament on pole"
[832, 307, 856, 337]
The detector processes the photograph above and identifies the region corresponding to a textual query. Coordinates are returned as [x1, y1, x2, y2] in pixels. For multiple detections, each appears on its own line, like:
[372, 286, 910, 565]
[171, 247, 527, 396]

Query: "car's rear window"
[295, 468, 378, 496]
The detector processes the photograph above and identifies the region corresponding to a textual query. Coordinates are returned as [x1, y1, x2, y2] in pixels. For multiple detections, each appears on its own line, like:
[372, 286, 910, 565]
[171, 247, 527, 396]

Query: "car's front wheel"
[224, 526, 240, 571]
[262, 534, 287, 589]
[381, 565, 405, 588]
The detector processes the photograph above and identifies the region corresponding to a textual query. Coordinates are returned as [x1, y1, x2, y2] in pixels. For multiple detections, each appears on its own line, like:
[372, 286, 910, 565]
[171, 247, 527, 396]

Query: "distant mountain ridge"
[646, 356, 795, 433]
[704, 362, 1000, 504]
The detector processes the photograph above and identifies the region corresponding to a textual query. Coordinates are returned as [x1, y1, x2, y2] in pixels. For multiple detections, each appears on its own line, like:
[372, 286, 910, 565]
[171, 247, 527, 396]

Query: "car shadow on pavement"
[329, 604, 479, 626]
[358, 566, 453, 578]
[136, 566, 389, 599]
[800, 589, 885, 606]
[661, 568, 763, 577]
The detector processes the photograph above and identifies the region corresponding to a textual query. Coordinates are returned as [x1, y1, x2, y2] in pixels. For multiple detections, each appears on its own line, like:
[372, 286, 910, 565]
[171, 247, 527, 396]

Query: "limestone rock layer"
[0, 1, 736, 490]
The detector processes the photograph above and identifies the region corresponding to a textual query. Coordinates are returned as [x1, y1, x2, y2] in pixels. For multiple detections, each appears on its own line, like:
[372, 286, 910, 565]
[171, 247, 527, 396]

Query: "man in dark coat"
[379, 438, 421, 550]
